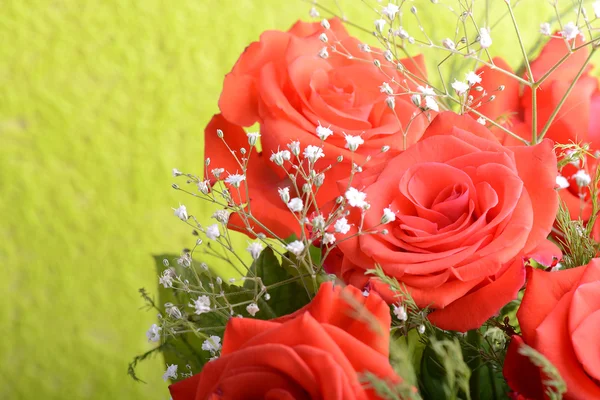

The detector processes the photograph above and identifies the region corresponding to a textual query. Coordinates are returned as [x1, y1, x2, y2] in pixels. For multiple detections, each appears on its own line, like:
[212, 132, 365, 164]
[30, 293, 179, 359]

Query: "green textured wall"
[0, 0, 563, 399]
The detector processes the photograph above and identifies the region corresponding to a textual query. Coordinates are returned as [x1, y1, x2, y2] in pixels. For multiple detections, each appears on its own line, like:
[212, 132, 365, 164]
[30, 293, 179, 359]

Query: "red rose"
[205, 18, 430, 239]
[475, 37, 600, 235]
[503, 260, 600, 400]
[169, 282, 401, 399]
[333, 112, 560, 331]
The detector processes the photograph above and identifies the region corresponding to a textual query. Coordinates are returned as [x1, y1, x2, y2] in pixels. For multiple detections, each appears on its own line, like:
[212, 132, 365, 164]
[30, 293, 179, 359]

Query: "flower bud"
[321, 19, 330, 29]
[216, 129, 224, 138]
[319, 33, 328, 43]
[411, 94, 422, 107]
[385, 96, 396, 109]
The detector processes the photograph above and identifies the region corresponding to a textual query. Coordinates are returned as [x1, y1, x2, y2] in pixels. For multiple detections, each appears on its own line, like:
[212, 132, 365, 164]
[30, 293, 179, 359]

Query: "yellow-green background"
[0, 1, 571, 398]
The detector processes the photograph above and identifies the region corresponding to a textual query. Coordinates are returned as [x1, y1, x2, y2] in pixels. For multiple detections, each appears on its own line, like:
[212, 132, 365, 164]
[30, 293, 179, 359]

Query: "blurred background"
[0, 0, 576, 398]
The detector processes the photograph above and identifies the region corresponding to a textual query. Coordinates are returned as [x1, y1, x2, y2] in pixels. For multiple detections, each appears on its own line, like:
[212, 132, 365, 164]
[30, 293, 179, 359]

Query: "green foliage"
[518, 345, 566, 400]
[421, 337, 472, 400]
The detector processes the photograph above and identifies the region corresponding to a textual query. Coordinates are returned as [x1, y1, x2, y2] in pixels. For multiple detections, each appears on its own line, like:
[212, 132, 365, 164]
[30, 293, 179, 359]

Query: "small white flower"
[452, 80, 470, 95]
[393, 304, 408, 321]
[190, 295, 211, 315]
[286, 240, 305, 255]
[321, 19, 330, 30]
[572, 170, 591, 187]
[316, 124, 333, 140]
[383, 49, 393, 62]
[205, 224, 220, 240]
[381, 207, 396, 224]
[479, 27, 492, 48]
[334, 217, 351, 234]
[197, 180, 210, 195]
[247, 131, 260, 146]
[172, 168, 183, 177]
[362, 289, 370, 297]
[374, 19, 386, 33]
[246, 302, 260, 317]
[270, 149, 291, 166]
[380, 82, 393, 95]
[246, 242, 263, 260]
[381, 3, 400, 19]
[385, 96, 396, 109]
[418, 85, 435, 96]
[345, 187, 368, 208]
[561, 21, 580, 40]
[159, 269, 175, 288]
[312, 214, 326, 231]
[287, 197, 304, 212]
[442, 38, 456, 50]
[477, 117, 486, 125]
[211, 168, 225, 179]
[394, 27, 409, 39]
[278, 187, 290, 203]
[465, 71, 482, 85]
[424, 95, 439, 112]
[417, 324, 426, 334]
[309, 7, 319, 18]
[411, 94, 422, 107]
[303, 145, 325, 163]
[323, 233, 336, 245]
[358, 43, 371, 53]
[162, 364, 178, 382]
[540, 22, 551, 36]
[173, 204, 188, 221]
[202, 335, 222, 353]
[344, 134, 365, 152]
[224, 173, 245, 188]
[556, 175, 570, 190]
[146, 324, 162, 342]
[165, 303, 182, 319]
[319, 33, 328, 43]
[212, 210, 230, 224]
[318, 47, 329, 59]
[594, 1, 600, 19]
[288, 141, 301, 156]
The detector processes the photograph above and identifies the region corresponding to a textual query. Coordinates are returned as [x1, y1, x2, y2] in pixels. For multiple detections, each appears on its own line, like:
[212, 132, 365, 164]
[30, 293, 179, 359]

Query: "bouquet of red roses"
[132, 2, 600, 399]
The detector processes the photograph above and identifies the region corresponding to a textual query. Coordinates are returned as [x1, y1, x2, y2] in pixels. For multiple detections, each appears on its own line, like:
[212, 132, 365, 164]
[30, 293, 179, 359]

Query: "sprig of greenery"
[518, 345, 567, 400]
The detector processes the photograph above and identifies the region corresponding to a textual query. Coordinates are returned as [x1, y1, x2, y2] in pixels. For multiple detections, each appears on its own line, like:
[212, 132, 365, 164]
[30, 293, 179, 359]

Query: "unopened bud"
[385, 96, 396, 109]
[373, 59, 381, 68]
[319, 33, 328, 43]
[384, 49, 393, 62]
[216, 129, 224, 138]
[411, 94, 422, 107]
[337, 155, 343, 162]
[382, 145, 390, 153]
[410, 6, 417, 14]
[321, 19, 330, 29]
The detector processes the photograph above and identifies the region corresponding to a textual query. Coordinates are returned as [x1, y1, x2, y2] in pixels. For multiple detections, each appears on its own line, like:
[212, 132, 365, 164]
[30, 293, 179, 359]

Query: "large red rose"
[503, 259, 600, 399]
[205, 18, 430, 239]
[475, 37, 600, 233]
[169, 282, 402, 399]
[332, 112, 560, 332]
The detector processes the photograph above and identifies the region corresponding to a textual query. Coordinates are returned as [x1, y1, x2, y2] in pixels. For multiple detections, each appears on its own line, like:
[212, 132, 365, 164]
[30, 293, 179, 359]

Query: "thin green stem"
[506, 0, 533, 83]
[538, 48, 597, 142]
[531, 88, 538, 144]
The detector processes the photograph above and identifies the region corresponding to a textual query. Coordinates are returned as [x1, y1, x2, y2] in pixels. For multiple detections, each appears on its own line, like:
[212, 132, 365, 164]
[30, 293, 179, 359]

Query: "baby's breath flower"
[381, 207, 396, 224]
[316, 124, 333, 140]
[418, 85, 435, 96]
[374, 19, 386, 33]
[309, 7, 319, 18]
[385, 96, 396, 109]
[417, 324, 426, 334]
[202, 336, 222, 353]
[159, 269, 175, 288]
[225, 173, 245, 188]
[314, 173, 325, 187]
[190, 295, 211, 315]
[197, 180, 210, 195]
[358, 43, 371, 53]
[246, 303, 260, 317]
[206, 224, 220, 240]
[381, 3, 400, 20]
[146, 324, 162, 342]
[594, 1, 600, 19]
[246, 242, 263, 260]
[477, 117, 486, 125]
[287, 197, 304, 213]
[556, 175, 570, 190]
[165, 303, 182, 319]
[345, 187, 368, 208]
[162, 364, 178, 382]
[212, 168, 225, 179]
[172, 168, 183, 177]
[247, 132, 260, 146]
[212, 210, 230, 224]
[319, 33, 328, 43]
[394, 27, 409, 39]
[442, 38, 456, 50]
[380, 82, 394, 95]
[383, 49, 393, 62]
[561, 22, 580, 40]
[278, 187, 291, 203]
[540, 22, 551, 36]
[452, 80, 469, 95]
[318, 47, 329, 59]
[393, 304, 408, 321]
[424, 95, 439, 112]
[303, 145, 325, 163]
[288, 141, 301, 156]
[270, 149, 291, 166]
[334, 217, 351, 234]
[573, 170, 591, 187]
[465, 71, 482, 85]
[173, 204, 188, 221]
[286, 240, 305, 255]
[323, 233, 336, 245]
[312, 214, 326, 231]
[344, 134, 365, 152]
[479, 27, 492, 48]
[411, 94, 422, 107]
